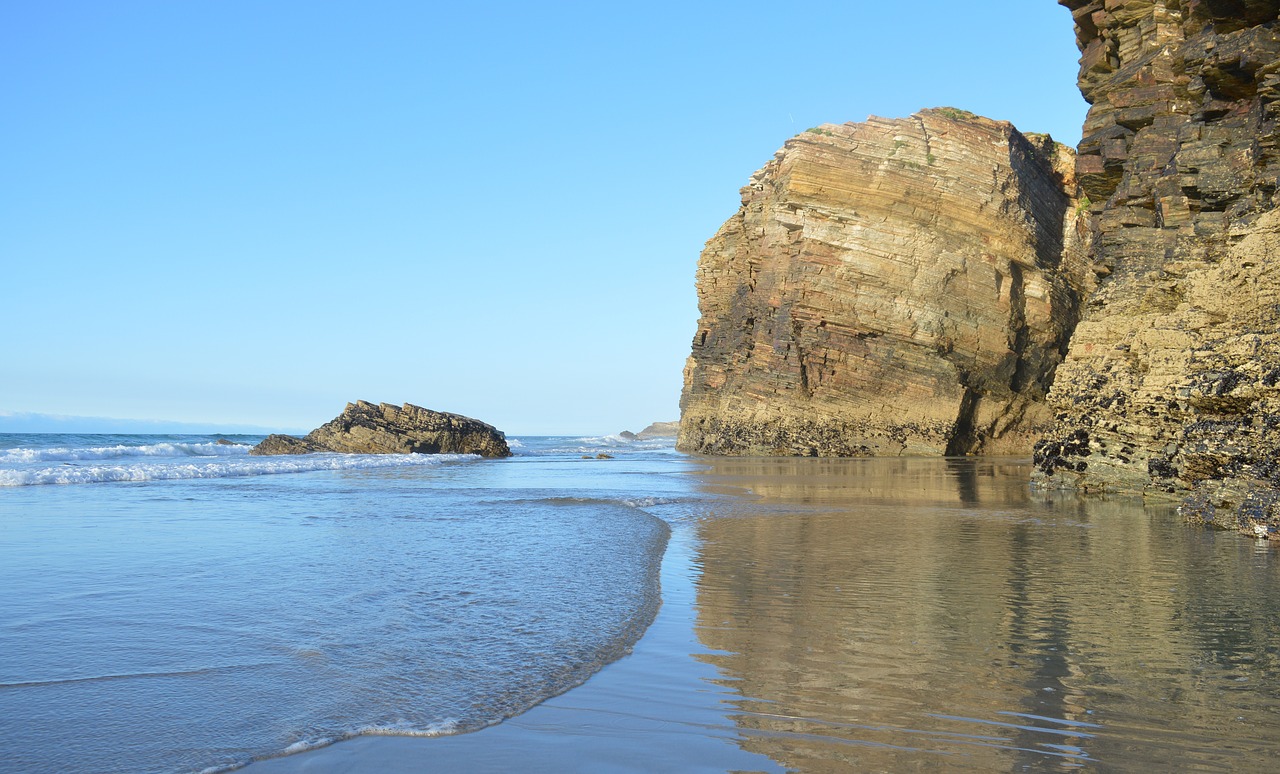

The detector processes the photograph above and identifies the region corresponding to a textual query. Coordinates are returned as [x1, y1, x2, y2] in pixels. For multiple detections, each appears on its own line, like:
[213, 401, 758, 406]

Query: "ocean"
[0, 433, 680, 773]
[4, 435, 1280, 772]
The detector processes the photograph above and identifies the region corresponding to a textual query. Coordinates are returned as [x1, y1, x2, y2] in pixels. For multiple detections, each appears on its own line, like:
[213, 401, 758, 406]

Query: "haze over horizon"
[3, 1, 1089, 435]
[0, 410, 304, 436]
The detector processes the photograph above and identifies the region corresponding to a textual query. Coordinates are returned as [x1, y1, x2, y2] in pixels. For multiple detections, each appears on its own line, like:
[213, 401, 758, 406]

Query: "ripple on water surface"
[0, 469, 669, 774]
[688, 457, 1280, 772]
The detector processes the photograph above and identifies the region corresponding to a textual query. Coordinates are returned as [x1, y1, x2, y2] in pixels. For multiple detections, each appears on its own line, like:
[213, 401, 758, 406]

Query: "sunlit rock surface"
[1033, 0, 1280, 532]
[679, 109, 1091, 456]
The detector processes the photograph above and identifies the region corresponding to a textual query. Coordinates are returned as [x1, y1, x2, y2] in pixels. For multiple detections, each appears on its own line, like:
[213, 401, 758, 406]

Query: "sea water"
[683, 458, 1280, 771]
[6, 437, 1280, 773]
[0, 434, 678, 773]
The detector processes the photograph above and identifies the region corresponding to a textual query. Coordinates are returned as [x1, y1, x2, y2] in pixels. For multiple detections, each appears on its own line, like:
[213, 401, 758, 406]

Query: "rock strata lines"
[678, 109, 1092, 457]
[1034, 0, 1280, 532]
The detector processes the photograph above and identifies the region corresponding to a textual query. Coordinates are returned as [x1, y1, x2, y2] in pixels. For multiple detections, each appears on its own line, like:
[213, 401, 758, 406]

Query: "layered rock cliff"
[678, 109, 1092, 456]
[1033, 1, 1280, 531]
[252, 401, 511, 458]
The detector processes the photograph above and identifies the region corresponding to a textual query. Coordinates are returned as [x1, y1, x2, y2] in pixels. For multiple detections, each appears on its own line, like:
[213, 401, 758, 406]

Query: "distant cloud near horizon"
[0, 411, 301, 435]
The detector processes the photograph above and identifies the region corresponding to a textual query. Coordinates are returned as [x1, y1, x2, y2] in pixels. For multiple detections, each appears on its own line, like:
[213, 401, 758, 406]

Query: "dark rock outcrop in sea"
[251, 401, 512, 458]
[1032, 1, 1280, 533]
[678, 109, 1092, 456]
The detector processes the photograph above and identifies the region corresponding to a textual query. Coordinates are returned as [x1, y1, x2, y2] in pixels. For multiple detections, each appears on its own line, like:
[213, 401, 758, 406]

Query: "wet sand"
[245, 457, 1280, 772]
[240, 521, 781, 774]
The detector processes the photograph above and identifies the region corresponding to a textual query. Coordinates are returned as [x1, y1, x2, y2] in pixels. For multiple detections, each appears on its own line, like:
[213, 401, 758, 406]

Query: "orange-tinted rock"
[678, 109, 1091, 456]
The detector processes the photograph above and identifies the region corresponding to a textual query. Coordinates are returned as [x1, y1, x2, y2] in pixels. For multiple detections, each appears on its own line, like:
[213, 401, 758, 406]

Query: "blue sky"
[2, 1, 1087, 435]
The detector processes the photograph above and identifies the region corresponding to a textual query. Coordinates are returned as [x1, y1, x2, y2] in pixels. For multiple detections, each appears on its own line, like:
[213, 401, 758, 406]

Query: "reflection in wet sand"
[690, 457, 1280, 772]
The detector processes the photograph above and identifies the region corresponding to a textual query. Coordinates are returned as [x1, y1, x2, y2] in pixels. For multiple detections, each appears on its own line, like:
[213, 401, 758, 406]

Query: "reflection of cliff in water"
[694, 456, 1030, 507]
[690, 458, 1280, 772]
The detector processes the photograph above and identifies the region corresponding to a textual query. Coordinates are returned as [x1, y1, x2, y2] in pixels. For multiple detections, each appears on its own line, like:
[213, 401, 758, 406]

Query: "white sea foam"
[3, 433, 673, 774]
[513, 435, 678, 456]
[0, 452, 475, 487]
[579, 433, 636, 446]
[280, 738, 333, 755]
[0, 441, 250, 464]
[240, 718, 465, 769]
[576, 434, 679, 450]
[622, 496, 684, 509]
[357, 719, 461, 737]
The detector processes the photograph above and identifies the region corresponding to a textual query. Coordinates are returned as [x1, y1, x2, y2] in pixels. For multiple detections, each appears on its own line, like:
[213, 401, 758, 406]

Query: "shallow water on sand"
[249, 456, 1280, 773]
[687, 457, 1280, 771]
[0, 435, 674, 773]
[6, 441, 1280, 772]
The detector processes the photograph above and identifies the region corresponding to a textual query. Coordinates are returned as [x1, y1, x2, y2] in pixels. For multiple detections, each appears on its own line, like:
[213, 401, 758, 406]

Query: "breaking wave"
[514, 435, 678, 457]
[0, 441, 251, 465]
[0, 451, 475, 487]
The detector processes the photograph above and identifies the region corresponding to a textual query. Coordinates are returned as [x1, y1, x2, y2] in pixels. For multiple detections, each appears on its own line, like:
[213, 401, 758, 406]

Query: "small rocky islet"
[251, 401, 511, 458]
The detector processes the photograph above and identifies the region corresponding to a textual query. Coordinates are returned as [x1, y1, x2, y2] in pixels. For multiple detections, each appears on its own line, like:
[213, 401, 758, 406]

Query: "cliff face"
[1033, 1, 1280, 529]
[679, 109, 1091, 456]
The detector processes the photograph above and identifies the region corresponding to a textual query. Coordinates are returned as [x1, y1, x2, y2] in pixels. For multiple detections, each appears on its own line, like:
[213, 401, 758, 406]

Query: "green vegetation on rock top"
[932, 106, 980, 121]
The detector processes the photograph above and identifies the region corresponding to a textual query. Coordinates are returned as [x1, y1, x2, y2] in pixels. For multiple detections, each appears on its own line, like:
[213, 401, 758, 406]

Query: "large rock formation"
[678, 109, 1092, 456]
[1033, 1, 1280, 531]
[251, 401, 512, 458]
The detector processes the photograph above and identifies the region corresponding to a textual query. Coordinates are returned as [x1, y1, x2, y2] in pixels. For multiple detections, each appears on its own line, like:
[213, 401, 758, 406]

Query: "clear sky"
[2, 1, 1088, 435]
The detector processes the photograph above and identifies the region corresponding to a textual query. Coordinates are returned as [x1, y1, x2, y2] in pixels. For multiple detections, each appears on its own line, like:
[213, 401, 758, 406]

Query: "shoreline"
[238, 456, 1280, 772]
[239, 518, 781, 773]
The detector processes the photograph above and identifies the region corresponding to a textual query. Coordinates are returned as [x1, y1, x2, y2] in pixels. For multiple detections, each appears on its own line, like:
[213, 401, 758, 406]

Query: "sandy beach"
[240, 515, 780, 773]
[243, 457, 1280, 773]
